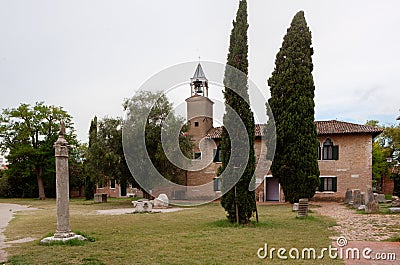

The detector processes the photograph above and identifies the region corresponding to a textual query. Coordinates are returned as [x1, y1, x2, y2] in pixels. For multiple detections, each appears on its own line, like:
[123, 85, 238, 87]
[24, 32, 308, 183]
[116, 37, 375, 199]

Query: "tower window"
[194, 152, 201, 160]
[194, 121, 199, 127]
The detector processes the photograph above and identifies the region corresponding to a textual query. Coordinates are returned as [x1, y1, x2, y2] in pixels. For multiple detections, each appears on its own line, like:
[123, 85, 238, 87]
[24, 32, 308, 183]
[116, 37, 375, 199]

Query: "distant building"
[0, 154, 8, 170]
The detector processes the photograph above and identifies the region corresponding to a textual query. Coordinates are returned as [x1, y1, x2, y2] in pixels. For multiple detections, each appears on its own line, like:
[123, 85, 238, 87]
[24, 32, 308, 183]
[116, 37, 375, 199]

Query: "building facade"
[184, 63, 382, 202]
[96, 63, 382, 201]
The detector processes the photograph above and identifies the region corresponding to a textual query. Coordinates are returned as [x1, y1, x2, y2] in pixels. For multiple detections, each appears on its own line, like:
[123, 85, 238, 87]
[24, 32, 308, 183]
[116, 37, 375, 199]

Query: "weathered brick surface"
[315, 133, 373, 201]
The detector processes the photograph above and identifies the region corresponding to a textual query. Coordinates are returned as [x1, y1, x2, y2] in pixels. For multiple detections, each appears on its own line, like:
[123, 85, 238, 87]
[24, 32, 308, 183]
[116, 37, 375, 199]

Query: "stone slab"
[389, 207, 400, 213]
[40, 234, 87, 245]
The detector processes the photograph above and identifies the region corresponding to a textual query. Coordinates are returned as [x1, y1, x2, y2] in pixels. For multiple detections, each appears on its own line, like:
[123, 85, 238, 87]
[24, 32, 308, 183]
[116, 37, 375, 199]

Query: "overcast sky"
[0, 0, 399, 141]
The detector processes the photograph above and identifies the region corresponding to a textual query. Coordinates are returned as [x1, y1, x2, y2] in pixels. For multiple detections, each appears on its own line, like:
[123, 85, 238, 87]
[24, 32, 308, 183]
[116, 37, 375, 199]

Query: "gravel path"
[0, 203, 37, 263]
[313, 202, 400, 241]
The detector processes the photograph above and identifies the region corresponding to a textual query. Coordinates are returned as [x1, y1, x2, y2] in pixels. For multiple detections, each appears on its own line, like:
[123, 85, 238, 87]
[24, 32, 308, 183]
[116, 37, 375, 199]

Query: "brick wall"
[381, 175, 394, 195]
[96, 180, 121, 198]
[314, 133, 373, 201]
[186, 138, 268, 200]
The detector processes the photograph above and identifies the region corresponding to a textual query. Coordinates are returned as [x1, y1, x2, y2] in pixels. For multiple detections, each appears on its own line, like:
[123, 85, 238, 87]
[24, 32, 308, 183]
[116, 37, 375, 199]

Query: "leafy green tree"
[366, 121, 390, 188]
[220, 0, 257, 224]
[123, 91, 193, 198]
[267, 11, 320, 203]
[0, 102, 75, 199]
[382, 123, 400, 194]
[86, 117, 128, 195]
[366, 120, 400, 193]
[69, 143, 87, 197]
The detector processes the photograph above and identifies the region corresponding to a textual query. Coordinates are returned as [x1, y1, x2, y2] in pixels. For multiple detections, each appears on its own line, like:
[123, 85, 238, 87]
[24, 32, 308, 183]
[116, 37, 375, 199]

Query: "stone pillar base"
[40, 232, 87, 245]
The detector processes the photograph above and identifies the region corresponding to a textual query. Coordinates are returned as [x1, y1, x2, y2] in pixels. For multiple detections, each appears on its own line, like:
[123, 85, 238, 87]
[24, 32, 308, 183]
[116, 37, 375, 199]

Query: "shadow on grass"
[209, 219, 275, 228]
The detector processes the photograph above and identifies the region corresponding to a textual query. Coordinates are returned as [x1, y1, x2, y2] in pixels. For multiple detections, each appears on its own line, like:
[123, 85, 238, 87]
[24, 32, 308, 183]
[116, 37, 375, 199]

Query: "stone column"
[53, 125, 73, 238]
[40, 121, 86, 244]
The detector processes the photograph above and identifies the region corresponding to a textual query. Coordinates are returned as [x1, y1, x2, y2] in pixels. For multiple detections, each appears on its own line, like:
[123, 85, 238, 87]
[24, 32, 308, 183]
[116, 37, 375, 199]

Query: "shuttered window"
[322, 138, 339, 160]
[318, 177, 337, 192]
[213, 145, 221, 162]
[213, 177, 221, 191]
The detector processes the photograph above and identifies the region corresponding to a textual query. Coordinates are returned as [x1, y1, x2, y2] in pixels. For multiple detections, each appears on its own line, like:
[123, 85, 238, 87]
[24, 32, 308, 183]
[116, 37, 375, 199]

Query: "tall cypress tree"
[85, 116, 97, 200]
[267, 11, 320, 203]
[220, 0, 256, 224]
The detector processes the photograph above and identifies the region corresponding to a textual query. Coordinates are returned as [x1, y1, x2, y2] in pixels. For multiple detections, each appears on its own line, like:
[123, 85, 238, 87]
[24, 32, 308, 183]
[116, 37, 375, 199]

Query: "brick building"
[98, 63, 383, 201]
[184, 63, 383, 202]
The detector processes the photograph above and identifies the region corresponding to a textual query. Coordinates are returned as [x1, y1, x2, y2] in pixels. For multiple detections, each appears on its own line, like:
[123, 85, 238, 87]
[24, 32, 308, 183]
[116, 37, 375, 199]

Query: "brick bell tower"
[185, 62, 214, 152]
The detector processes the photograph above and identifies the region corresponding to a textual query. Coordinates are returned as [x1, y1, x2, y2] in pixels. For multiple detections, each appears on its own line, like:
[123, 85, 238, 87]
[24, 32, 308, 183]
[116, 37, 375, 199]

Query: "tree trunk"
[37, 167, 46, 200]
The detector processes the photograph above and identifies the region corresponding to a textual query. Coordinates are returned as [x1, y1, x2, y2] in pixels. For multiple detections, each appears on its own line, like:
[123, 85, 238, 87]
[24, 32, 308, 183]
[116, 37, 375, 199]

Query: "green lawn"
[1, 198, 343, 264]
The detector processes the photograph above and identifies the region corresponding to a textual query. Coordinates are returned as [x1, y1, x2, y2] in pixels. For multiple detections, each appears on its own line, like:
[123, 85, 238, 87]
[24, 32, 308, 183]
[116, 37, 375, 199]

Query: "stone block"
[365, 201, 379, 214]
[94, 193, 107, 203]
[297, 198, 308, 218]
[132, 199, 152, 213]
[392, 196, 400, 207]
[353, 190, 361, 209]
[344, 189, 353, 204]
[376, 194, 387, 203]
[153, 194, 169, 208]
[389, 207, 400, 213]
[365, 187, 374, 205]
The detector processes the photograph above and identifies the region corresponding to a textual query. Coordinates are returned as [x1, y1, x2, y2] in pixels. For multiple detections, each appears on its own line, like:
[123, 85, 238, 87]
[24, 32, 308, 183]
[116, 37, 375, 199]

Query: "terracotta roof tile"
[315, 120, 383, 136]
[206, 120, 383, 139]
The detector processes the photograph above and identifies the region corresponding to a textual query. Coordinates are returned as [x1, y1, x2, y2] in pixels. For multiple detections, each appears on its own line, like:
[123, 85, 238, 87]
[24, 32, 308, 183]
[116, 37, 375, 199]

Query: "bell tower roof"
[192, 63, 206, 79]
[190, 62, 209, 97]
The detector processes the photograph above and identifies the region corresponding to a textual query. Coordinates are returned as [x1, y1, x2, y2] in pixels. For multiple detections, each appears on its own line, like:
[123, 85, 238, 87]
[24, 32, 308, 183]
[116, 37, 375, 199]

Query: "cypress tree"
[220, 0, 256, 224]
[267, 11, 320, 203]
[85, 116, 97, 200]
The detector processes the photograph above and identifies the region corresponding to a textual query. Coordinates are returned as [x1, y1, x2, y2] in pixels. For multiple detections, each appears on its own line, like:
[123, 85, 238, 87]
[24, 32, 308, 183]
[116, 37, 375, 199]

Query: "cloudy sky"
[0, 0, 399, 141]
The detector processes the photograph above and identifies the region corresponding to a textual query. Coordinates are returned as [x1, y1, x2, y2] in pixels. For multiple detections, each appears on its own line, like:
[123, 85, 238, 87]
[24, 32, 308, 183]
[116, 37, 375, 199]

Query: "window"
[213, 144, 221, 162]
[213, 177, 221, 191]
[318, 177, 337, 192]
[194, 121, 199, 127]
[194, 152, 201, 160]
[322, 138, 339, 160]
[110, 179, 116, 189]
[97, 179, 105, 189]
[317, 143, 321, 160]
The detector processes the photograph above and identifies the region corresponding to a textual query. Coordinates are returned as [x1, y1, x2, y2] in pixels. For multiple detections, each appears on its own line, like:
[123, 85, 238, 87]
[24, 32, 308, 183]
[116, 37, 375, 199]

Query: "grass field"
[1, 198, 344, 264]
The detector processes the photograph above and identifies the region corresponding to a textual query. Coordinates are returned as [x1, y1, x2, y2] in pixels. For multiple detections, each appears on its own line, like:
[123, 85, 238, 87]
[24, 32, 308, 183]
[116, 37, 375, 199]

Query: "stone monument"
[132, 199, 153, 213]
[365, 187, 379, 214]
[297, 198, 309, 218]
[344, 189, 353, 204]
[41, 121, 86, 244]
[153, 194, 169, 208]
[352, 189, 361, 209]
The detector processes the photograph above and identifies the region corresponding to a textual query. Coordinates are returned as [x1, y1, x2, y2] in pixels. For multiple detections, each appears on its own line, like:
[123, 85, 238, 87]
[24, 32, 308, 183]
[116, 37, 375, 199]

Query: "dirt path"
[0, 203, 37, 263]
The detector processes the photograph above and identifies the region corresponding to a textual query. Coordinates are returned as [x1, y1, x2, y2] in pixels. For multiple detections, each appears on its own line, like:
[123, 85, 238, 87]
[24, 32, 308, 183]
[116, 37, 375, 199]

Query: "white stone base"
[40, 232, 87, 244]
